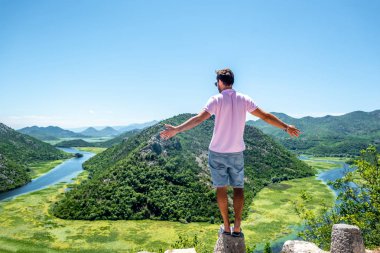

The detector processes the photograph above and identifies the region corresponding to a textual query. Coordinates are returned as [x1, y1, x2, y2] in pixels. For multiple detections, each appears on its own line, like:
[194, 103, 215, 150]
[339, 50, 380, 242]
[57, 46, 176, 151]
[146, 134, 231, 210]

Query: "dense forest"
[0, 154, 30, 192]
[51, 113, 314, 222]
[0, 123, 70, 192]
[247, 110, 380, 156]
[55, 139, 95, 148]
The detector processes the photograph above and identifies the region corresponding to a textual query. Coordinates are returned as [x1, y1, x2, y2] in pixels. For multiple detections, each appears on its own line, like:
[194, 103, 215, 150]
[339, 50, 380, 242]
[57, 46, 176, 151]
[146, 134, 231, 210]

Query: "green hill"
[51, 113, 313, 222]
[55, 139, 95, 148]
[247, 110, 380, 156]
[0, 123, 70, 192]
[0, 154, 30, 192]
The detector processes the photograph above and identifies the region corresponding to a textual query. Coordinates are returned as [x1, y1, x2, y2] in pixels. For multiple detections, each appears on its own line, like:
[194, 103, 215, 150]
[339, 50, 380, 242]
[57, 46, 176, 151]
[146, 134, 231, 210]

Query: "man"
[159, 68, 300, 237]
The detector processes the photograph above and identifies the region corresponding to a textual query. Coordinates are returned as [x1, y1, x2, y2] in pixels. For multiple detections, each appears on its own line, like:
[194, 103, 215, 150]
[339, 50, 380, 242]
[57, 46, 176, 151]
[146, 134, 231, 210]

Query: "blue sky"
[1, 0, 379, 129]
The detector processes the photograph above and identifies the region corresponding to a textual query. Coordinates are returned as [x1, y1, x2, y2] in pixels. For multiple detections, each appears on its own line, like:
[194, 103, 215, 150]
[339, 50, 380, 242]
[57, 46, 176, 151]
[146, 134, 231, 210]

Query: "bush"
[295, 145, 380, 250]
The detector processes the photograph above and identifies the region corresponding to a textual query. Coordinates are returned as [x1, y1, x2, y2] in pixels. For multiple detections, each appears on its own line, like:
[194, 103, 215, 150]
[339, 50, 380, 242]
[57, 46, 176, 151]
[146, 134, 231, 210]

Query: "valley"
[0, 151, 346, 252]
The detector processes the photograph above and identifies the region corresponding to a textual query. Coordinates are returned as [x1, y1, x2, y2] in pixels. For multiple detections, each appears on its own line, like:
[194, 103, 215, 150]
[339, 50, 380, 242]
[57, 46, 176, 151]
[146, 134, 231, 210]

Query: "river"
[0, 147, 94, 201]
[263, 155, 355, 253]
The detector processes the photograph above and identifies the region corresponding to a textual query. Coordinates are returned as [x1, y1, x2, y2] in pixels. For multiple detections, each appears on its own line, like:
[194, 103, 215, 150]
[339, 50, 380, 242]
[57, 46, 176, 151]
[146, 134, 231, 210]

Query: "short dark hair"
[216, 68, 234, 86]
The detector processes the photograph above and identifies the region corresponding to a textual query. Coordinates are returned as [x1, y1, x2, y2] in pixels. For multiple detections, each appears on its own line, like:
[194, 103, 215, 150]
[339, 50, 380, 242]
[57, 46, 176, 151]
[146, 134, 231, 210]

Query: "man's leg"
[233, 187, 244, 232]
[216, 186, 230, 232]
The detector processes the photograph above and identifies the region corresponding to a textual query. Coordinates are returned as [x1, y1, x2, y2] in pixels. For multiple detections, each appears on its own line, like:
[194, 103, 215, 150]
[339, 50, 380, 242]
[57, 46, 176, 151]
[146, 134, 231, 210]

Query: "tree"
[294, 145, 380, 250]
[264, 242, 272, 253]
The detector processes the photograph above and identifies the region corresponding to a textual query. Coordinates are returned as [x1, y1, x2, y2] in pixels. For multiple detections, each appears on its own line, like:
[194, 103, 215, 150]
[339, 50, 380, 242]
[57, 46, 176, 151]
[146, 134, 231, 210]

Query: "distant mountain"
[80, 127, 120, 137]
[68, 120, 158, 133]
[80, 127, 99, 137]
[18, 126, 88, 141]
[95, 129, 142, 148]
[0, 123, 70, 192]
[100, 127, 120, 136]
[51, 113, 313, 222]
[247, 110, 380, 156]
[117, 120, 158, 133]
[54, 129, 142, 148]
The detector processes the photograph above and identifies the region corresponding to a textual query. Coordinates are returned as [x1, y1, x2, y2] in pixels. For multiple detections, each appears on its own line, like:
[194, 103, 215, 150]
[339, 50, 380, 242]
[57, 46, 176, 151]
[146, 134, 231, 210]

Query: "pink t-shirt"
[203, 89, 258, 153]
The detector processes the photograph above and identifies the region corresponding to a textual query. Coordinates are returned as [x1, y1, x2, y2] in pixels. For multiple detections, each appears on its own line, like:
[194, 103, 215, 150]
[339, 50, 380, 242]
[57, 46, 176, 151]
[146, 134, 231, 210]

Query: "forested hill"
[0, 123, 70, 192]
[54, 129, 142, 148]
[247, 110, 380, 156]
[51, 113, 313, 222]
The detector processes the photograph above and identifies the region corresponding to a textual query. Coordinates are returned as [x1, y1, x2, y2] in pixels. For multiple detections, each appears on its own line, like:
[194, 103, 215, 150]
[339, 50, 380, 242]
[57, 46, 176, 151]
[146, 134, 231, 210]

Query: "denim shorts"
[208, 150, 244, 188]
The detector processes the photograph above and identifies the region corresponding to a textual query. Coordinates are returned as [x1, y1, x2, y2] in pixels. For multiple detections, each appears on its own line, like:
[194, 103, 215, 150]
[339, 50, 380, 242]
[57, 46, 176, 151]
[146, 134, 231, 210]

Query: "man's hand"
[159, 110, 211, 141]
[160, 124, 179, 140]
[286, 125, 301, 137]
[250, 108, 301, 138]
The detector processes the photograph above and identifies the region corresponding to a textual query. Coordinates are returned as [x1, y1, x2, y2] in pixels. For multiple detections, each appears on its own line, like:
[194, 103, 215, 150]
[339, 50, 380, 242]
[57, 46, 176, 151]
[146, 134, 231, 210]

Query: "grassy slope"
[0, 156, 337, 252]
[75, 147, 107, 154]
[45, 137, 114, 146]
[28, 160, 67, 179]
[245, 176, 334, 250]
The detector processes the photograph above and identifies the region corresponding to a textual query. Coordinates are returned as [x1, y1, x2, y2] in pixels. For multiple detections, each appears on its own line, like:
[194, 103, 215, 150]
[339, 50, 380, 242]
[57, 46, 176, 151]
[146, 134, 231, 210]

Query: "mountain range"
[68, 120, 159, 133]
[54, 129, 142, 148]
[17, 120, 158, 141]
[80, 126, 120, 137]
[247, 110, 380, 156]
[18, 126, 88, 141]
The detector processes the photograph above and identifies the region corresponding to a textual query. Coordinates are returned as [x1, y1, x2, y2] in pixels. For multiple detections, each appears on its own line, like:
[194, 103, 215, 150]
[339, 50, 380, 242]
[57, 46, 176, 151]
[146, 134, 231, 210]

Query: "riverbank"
[25, 147, 105, 180]
[75, 147, 106, 154]
[28, 159, 68, 179]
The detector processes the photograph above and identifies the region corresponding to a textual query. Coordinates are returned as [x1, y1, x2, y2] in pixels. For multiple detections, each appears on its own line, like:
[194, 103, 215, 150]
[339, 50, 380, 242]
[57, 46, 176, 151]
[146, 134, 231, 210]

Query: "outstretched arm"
[250, 107, 301, 137]
[160, 110, 211, 140]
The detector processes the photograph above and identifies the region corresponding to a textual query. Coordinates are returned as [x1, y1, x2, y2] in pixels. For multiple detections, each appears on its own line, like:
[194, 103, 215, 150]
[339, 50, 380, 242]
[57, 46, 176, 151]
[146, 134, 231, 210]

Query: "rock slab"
[281, 240, 328, 253]
[331, 224, 365, 253]
[164, 249, 197, 253]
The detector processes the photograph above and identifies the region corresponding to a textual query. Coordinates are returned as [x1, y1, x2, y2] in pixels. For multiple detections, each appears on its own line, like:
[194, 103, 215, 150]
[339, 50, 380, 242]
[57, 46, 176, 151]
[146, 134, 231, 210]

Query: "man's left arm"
[250, 107, 301, 137]
[160, 110, 211, 140]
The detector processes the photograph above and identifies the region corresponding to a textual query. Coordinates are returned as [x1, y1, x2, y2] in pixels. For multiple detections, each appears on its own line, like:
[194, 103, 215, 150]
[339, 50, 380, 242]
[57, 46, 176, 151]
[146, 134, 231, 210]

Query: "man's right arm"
[249, 107, 300, 137]
[159, 110, 211, 140]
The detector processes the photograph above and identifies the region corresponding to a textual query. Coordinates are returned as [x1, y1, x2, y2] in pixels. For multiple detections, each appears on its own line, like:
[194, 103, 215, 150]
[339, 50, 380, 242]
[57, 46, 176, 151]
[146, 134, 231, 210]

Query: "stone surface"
[281, 240, 328, 253]
[331, 224, 365, 253]
[214, 226, 245, 253]
[164, 249, 197, 253]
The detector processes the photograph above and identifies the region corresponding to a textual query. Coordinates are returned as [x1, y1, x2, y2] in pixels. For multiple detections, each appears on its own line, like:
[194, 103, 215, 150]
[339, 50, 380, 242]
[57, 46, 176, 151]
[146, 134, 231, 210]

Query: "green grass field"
[75, 147, 107, 154]
[0, 156, 338, 252]
[301, 156, 349, 172]
[45, 137, 114, 146]
[28, 160, 68, 179]
[244, 175, 335, 250]
[309, 156, 350, 162]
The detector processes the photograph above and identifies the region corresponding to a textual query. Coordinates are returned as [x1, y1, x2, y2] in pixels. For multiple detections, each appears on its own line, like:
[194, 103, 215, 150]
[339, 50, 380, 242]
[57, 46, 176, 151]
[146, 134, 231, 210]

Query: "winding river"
[0, 147, 94, 201]
[267, 155, 355, 253]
